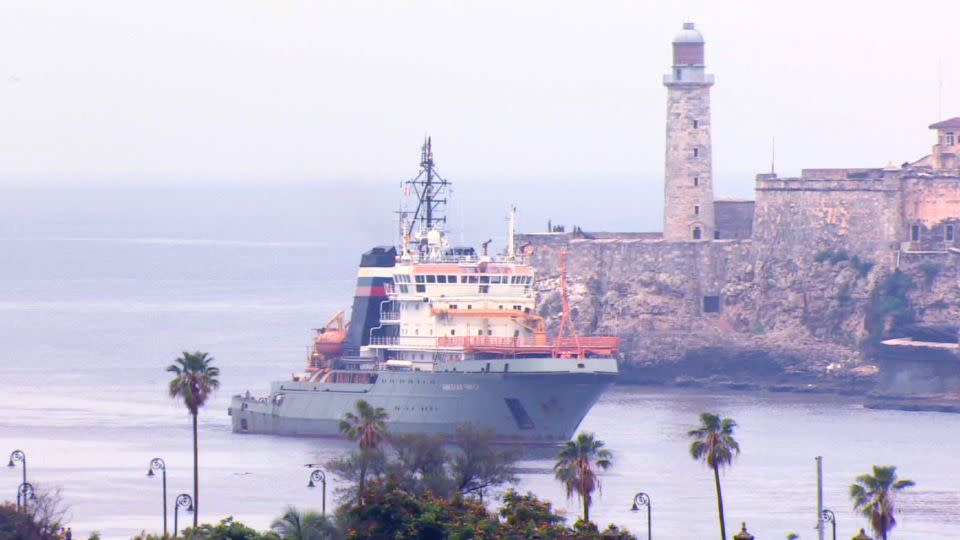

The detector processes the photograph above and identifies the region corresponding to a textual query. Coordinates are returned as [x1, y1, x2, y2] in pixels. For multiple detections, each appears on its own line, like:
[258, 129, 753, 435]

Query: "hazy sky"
[2, 1, 959, 196]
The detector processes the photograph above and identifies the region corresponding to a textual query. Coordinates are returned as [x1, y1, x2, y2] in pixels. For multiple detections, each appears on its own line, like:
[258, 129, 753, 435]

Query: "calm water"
[1, 186, 956, 539]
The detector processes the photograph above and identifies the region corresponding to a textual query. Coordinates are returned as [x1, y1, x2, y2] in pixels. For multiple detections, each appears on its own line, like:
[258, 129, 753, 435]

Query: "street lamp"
[18, 482, 36, 513]
[173, 493, 194, 538]
[821, 509, 837, 540]
[307, 466, 327, 517]
[629, 492, 652, 540]
[148, 458, 168, 537]
[8, 451, 26, 511]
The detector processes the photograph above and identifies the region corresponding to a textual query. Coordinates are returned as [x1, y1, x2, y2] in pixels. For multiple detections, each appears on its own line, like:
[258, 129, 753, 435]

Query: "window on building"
[415, 284, 425, 293]
[911, 224, 920, 242]
[426, 275, 436, 283]
[694, 205, 700, 215]
[703, 295, 721, 313]
[693, 176, 700, 186]
[437, 275, 447, 283]
[693, 147, 700, 158]
[693, 119, 699, 128]
[675, 68, 682, 80]
[714, 230, 721, 240]
[450, 329, 456, 336]
[948, 133, 956, 145]
[947, 224, 955, 242]
[693, 227, 702, 240]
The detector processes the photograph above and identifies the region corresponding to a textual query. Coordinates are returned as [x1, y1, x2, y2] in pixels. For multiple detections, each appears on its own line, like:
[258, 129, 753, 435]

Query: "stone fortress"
[516, 23, 960, 398]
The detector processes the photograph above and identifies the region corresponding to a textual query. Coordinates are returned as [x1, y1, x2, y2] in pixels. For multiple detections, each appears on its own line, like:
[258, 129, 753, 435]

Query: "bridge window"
[437, 275, 447, 283]
[415, 275, 425, 283]
[426, 275, 436, 283]
[448, 275, 457, 283]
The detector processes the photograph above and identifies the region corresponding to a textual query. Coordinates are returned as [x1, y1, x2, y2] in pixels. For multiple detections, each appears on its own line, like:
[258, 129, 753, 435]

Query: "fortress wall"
[516, 233, 758, 364]
[753, 174, 902, 263]
[715, 200, 754, 240]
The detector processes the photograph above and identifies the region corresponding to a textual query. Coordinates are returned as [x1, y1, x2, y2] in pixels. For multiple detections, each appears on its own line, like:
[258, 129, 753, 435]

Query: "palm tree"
[271, 506, 335, 540]
[339, 399, 388, 505]
[167, 351, 220, 526]
[552, 432, 613, 523]
[849, 465, 914, 540]
[688, 412, 740, 540]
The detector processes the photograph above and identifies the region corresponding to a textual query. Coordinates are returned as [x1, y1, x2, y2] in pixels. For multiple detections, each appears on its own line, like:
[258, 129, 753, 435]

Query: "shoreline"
[614, 368, 960, 414]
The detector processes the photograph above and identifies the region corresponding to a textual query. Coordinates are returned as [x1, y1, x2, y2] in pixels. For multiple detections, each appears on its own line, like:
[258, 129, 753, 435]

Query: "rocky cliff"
[518, 232, 960, 394]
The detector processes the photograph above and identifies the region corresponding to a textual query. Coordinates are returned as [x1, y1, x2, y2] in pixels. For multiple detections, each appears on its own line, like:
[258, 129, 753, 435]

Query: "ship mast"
[404, 137, 450, 239]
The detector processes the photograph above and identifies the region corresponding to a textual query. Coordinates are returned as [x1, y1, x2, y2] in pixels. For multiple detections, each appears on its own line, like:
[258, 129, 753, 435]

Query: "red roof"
[929, 117, 960, 129]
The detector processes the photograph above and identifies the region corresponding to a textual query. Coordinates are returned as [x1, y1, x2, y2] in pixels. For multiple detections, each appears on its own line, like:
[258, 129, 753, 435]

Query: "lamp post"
[8, 450, 26, 511]
[629, 492, 652, 540]
[173, 493, 194, 538]
[17, 482, 35, 514]
[307, 466, 327, 517]
[821, 509, 837, 540]
[147, 458, 168, 537]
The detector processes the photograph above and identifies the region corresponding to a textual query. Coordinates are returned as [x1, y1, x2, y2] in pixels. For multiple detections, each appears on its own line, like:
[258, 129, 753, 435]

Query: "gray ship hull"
[229, 357, 617, 443]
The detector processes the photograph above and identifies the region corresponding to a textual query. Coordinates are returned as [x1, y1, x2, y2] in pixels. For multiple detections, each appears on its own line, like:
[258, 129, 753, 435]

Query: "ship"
[228, 138, 619, 443]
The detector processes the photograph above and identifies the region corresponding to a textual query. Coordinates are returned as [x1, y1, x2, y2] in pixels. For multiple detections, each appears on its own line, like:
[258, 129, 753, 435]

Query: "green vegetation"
[814, 250, 874, 277]
[837, 282, 852, 305]
[689, 413, 741, 540]
[815, 249, 849, 264]
[167, 351, 220, 527]
[553, 433, 613, 523]
[919, 261, 941, 288]
[271, 507, 335, 540]
[850, 256, 875, 277]
[850, 466, 914, 540]
[865, 270, 915, 346]
[338, 400, 389, 506]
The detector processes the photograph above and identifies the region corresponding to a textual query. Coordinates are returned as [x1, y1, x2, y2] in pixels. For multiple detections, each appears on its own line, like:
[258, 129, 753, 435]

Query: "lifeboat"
[306, 310, 349, 371]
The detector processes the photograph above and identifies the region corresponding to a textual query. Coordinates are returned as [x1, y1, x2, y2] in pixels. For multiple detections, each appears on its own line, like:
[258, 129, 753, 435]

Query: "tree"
[688, 412, 740, 540]
[553, 432, 613, 523]
[849, 465, 914, 540]
[387, 433, 452, 497]
[180, 517, 281, 540]
[449, 424, 517, 502]
[338, 400, 389, 506]
[167, 351, 220, 526]
[271, 507, 336, 540]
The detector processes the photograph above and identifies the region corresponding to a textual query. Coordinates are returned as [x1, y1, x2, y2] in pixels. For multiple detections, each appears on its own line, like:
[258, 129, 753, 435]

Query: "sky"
[1, 1, 959, 197]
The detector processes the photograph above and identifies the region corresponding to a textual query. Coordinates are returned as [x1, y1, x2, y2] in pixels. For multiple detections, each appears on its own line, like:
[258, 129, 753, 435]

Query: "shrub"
[865, 270, 914, 347]
[920, 261, 941, 288]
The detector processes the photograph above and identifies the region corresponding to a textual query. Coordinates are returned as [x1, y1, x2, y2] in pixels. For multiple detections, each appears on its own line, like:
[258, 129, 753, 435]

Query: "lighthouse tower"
[663, 23, 716, 241]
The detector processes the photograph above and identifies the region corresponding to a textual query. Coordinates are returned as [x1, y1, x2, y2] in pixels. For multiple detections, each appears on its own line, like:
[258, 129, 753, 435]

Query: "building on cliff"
[515, 22, 960, 385]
